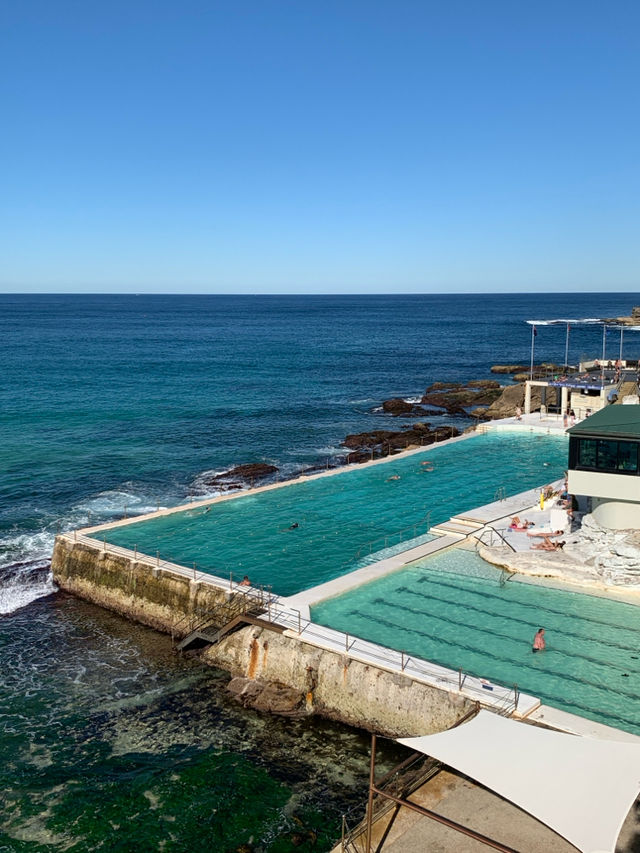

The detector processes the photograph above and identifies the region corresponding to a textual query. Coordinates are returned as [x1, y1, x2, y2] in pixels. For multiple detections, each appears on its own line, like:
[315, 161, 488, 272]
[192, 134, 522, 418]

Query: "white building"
[567, 405, 640, 529]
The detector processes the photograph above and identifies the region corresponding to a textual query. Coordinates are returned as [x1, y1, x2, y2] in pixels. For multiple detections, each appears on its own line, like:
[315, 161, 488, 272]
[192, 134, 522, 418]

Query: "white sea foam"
[72, 488, 160, 519]
[0, 563, 56, 615]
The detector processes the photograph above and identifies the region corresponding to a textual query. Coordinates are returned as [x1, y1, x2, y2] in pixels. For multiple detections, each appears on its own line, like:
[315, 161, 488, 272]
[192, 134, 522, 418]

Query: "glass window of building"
[617, 441, 638, 473]
[578, 439, 597, 468]
[596, 439, 618, 470]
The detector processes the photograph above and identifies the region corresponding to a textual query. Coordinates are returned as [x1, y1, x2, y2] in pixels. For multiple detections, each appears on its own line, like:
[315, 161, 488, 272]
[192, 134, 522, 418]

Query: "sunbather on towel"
[531, 540, 565, 551]
[526, 529, 564, 539]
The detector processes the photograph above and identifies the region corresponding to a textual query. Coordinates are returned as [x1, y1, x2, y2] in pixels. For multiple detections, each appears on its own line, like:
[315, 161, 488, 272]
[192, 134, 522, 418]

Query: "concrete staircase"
[617, 380, 638, 402]
[429, 514, 486, 540]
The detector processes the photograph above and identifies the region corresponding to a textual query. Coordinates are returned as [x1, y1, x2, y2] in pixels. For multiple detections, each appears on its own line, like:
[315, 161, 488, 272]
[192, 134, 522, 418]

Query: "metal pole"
[193, 562, 196, 580]
[620, 327, 624, 362]
[529, 324, 535, 380]
[602, 323, 606, 362]
[365, 733, 377, 853]
[157, 550, 160, 566]
[564, 323, 570, 368]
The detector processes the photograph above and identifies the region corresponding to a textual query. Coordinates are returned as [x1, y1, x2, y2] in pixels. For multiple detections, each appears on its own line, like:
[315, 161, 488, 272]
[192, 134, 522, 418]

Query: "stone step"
[446, 515, 486, 530]
[428, 524, 468, 538]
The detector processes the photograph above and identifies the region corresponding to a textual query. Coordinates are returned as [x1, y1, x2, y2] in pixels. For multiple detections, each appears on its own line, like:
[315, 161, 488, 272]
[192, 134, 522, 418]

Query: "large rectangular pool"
[91, 431, 567, 596]
[312, 549, 640, 735]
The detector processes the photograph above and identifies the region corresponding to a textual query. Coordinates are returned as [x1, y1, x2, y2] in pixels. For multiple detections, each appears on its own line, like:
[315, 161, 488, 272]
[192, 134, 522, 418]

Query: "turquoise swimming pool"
[92, 431, 567, 596]
[312, 549, 640, 735]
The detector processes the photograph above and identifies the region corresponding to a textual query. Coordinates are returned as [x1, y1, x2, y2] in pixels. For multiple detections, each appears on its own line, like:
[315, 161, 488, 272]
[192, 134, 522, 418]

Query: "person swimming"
[532, 628, 546, 652]
[386, 475, 401, 481]
[288, 522, 299, 530]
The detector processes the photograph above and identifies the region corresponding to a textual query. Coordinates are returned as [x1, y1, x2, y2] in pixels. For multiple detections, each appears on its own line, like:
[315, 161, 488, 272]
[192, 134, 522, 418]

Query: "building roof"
[398, 710, 640, 853]
[567, 404, 640, 440]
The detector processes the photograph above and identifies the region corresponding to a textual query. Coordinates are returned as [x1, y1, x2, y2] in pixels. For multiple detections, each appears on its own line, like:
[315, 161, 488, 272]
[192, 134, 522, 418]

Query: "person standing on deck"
[532, 628, 546, 653]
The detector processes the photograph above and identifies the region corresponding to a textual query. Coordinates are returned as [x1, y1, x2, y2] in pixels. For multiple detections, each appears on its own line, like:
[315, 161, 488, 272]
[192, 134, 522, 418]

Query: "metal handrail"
[64, 532, 523, 714]
[473, 525, 516, 554]
[350, 511, 432, 563]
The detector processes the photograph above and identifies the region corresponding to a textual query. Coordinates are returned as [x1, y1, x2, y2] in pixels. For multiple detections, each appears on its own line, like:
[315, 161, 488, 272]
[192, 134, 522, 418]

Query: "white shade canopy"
[398, 711, 640, 853]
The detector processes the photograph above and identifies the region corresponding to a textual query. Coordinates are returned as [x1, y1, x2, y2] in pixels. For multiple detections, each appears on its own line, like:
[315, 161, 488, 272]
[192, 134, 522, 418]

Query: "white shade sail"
[398, 711, 640, 853]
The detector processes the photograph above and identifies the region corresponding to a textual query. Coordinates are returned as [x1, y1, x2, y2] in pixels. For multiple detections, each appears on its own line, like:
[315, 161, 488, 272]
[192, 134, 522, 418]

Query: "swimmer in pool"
[532, 628, 546, 652]
[386, 475, 401, 481]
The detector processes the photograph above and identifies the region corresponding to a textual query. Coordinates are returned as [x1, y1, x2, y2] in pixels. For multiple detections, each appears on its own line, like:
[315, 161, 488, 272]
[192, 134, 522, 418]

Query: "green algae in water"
[0, 596, 399, 852]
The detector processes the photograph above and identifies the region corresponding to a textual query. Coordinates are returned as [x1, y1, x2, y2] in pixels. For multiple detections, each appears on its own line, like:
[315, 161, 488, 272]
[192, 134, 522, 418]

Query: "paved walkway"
[336, 766, 639, 853]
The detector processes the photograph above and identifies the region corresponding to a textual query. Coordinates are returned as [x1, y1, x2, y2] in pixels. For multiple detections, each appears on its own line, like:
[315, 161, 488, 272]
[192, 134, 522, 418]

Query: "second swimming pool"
[91, 430, 567, 596]
[311, 548, 640, 735]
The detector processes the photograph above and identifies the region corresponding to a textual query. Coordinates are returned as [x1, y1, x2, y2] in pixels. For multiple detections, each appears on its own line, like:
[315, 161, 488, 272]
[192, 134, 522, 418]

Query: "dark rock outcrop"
[343, 423, 460, 459]
[200, 463, 278, 490]
[482, 382, 559, 419]
[382, 397, 414, 415]
[421, 381, 503, 414]
[227, 675, 306, 717]
[490, 365, 530, 374]
[381, 397, 443, 417]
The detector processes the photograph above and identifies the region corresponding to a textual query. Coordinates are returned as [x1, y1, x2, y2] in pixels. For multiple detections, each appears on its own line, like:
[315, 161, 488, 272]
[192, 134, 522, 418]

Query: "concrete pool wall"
[52, 532, 530, 736]
[55, 420, 637, 741]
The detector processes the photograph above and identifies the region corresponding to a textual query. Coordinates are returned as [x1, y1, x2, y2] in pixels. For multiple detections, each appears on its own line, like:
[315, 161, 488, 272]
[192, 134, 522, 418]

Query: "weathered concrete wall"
[53, 537, 474, 737]
[52, 536, 231, 634]
[206, 626, 473, 738]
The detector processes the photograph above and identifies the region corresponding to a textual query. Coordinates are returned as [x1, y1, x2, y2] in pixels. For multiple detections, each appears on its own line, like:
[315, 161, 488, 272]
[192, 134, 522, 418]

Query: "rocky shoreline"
[192, 365, 561, 493]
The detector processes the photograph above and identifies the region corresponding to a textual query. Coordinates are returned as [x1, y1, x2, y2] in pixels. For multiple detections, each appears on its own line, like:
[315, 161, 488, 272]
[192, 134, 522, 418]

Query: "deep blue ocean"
[0, 292, 637, 851]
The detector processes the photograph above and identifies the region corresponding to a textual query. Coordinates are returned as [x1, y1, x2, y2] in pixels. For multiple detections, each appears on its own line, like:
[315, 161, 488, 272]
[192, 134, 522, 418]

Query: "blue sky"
[1, 0, 639, 293]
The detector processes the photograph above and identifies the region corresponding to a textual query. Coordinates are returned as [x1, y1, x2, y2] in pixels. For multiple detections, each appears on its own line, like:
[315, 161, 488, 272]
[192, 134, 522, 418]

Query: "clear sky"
[1, 0, 639, 293]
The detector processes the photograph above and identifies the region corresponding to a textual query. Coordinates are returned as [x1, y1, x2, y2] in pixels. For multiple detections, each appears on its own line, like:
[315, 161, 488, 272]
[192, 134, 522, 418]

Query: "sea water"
[1, 292, 637, 850]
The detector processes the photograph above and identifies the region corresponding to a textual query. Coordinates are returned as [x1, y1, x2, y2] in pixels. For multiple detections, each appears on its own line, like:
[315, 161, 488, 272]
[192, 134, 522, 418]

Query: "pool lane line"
[349, 605, 640, 701]
[345, 604, 640, 711]
[415, 570, 640, 636]
[398, 587, 640, 662]
[366, 594, 640, 680]
[341, 609, 640, 731]
[403, 580, 640, 654]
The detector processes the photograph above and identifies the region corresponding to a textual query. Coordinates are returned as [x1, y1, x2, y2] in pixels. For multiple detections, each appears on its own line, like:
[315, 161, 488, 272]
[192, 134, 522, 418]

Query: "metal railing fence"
[62, 532, 521, 716]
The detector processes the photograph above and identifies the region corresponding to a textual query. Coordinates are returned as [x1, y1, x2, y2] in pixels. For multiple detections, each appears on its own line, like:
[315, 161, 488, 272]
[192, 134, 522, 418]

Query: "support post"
[365, 734, 377, 853]
[529, 323, 535, 380]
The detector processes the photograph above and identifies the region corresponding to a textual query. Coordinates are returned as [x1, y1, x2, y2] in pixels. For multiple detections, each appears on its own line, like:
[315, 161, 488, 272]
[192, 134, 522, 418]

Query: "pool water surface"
[93, 431, 567, 596]
[312, 549, 640, 735]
